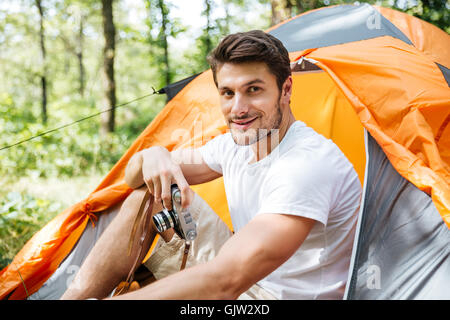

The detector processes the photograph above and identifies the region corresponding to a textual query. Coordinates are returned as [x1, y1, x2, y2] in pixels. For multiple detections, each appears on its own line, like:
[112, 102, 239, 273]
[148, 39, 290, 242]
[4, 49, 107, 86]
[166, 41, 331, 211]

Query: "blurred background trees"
[0, 0, 448, 268]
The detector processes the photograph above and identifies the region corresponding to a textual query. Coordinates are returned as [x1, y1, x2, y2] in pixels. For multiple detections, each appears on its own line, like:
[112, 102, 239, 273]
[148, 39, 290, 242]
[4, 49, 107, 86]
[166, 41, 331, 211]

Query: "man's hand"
[140, 146, 193, 210]
[125, 146, 221, 211]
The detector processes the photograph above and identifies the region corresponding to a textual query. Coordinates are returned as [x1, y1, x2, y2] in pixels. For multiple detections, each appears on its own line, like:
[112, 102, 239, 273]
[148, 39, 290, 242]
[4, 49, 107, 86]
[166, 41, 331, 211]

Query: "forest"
[0, 0, 448, 269]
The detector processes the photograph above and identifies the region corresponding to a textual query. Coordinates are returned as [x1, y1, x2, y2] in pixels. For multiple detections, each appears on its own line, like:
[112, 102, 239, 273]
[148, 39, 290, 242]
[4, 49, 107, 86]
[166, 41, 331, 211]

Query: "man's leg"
[61, 187, 157, 300]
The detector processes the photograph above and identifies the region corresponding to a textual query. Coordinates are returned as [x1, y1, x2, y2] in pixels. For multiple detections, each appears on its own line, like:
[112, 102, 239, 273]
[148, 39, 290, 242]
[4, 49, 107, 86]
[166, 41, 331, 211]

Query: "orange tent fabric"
[375, 6, 450, 67]
[301, 36, 450, 227]
[1, 5, 449, 300]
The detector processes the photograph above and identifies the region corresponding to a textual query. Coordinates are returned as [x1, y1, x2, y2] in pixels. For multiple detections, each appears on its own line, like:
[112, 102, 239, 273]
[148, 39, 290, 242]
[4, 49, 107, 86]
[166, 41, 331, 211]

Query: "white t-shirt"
[199, 120, 361, 299]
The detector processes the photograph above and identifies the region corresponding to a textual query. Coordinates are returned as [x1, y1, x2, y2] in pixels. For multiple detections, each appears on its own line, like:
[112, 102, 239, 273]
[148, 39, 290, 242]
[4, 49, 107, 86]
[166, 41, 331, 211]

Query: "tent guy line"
[0, 88, 160, 152]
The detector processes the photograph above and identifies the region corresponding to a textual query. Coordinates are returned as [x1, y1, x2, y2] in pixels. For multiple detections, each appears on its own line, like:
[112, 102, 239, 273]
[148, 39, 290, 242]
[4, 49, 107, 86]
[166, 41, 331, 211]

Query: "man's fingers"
[180, 185, 194, 210]
[144, 178, 154, 196]
[172, 168, 193, 209]
[144, 164, 190, 210]
[160, 171, 173, 211]
[152, 177, 162, 204]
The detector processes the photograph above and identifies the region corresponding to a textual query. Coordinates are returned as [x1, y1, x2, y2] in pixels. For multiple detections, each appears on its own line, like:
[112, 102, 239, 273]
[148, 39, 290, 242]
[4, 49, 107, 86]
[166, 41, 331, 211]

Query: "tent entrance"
[290, 64, 366, 184]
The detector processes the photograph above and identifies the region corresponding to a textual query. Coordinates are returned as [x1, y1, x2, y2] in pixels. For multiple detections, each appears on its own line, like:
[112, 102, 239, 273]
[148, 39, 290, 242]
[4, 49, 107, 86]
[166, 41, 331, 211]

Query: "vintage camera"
[152, 184, 197, 241]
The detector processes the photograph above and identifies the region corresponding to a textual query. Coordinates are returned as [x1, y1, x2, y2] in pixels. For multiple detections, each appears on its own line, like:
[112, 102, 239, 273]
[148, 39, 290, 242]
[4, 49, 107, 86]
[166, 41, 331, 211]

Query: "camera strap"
[122, 189, 153, 292]
[116, 189, 191, 296]
[180, 241, 191, 271]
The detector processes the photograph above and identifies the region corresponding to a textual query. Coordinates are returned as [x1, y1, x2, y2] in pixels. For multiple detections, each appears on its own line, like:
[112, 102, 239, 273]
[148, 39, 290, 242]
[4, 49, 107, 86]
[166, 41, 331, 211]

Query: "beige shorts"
[143, 193, 277, 300]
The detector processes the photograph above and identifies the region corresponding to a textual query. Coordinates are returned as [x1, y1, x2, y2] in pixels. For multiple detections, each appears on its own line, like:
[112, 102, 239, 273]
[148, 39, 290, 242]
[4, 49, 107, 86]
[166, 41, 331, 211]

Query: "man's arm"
[125, 146, 221, 209]
[108, 213, 315, 300]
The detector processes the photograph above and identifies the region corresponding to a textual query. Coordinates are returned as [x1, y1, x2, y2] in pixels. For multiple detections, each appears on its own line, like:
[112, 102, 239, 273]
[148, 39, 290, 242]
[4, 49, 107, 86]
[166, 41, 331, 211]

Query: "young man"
[61, 30, 361, 300]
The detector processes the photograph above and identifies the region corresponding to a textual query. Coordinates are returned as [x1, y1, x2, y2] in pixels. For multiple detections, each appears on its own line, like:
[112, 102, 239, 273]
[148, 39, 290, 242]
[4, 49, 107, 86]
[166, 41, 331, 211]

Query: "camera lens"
[153, 208, 178, 233]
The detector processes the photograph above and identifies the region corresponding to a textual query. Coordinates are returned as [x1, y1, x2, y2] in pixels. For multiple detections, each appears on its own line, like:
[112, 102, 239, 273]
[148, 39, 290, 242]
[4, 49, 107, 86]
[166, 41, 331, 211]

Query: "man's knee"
[119, 187, 152, 221]
[124, 186, 148, 207]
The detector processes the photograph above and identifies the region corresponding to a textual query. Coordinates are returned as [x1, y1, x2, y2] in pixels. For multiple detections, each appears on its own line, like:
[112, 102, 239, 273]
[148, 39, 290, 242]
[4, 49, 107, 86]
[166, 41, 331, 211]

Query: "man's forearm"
[107, 259, 239, 300]
[106, 213, 313, 300]
[124, 147, 221, 189]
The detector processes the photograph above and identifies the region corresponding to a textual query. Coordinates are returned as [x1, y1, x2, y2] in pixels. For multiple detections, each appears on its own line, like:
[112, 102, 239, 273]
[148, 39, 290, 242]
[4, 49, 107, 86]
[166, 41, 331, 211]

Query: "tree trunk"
[157, 0, 170, 86]
[270, 0, 292, 26]
[35, 0, 47, 124]
[294, 0, 304, 14]
[294, 0, 319, 14]
[204, 0, 213, 55]
[101, 0, 116, 134]
[223, 3, 231, 35]
[77, 15, 85, 97]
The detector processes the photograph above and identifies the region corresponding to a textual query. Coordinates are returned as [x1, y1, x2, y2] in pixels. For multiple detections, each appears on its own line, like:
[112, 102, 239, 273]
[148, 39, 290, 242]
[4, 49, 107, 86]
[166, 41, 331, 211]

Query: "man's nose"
[230, 94, 249, 116]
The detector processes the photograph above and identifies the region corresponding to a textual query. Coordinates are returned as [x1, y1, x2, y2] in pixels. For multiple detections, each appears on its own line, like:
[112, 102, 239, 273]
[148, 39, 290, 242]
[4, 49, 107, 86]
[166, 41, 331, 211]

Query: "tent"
[1, 3, 449, 300]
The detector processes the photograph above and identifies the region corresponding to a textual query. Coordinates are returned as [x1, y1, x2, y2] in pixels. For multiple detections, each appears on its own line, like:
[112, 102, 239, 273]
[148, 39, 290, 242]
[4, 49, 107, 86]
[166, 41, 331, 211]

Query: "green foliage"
[144, 0, 187, 87]
[0, 89, 161, 269]
[398, 0, 449, 33]
[0, 191, 62, 269]
[0, 91, 162, 180]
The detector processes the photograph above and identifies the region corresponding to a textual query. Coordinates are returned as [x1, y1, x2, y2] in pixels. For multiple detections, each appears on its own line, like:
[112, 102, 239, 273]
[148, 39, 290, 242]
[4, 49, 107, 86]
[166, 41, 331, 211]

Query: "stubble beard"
[229, 101, 283, 146]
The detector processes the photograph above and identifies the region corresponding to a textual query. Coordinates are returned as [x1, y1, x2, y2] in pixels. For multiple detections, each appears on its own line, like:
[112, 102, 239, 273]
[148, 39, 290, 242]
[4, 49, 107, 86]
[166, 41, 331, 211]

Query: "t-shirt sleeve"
[198, 134, 228, 174]
[258, 152, 336, 226]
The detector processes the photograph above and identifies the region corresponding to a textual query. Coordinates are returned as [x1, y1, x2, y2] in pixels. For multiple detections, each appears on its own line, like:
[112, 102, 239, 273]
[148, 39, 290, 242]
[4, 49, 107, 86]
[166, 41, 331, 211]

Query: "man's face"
[216, 61, 291, 146]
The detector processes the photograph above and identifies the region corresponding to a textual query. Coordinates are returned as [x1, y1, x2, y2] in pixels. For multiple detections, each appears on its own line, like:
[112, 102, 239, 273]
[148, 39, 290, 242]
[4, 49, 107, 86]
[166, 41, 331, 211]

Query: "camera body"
[152, 184, 197, 241]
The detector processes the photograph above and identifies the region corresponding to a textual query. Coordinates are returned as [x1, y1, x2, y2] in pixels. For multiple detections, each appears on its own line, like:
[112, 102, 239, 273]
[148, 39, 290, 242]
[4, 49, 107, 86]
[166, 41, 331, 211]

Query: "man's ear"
[282, 76, 293, 100]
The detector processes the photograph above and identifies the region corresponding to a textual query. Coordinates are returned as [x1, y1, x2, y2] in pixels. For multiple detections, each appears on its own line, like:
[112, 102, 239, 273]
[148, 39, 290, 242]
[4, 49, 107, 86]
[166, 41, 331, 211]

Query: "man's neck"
[250, 112, 296, 163]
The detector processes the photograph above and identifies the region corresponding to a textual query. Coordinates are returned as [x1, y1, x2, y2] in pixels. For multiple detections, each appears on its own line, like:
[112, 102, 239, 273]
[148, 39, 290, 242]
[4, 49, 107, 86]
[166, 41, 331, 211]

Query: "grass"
[0, 173, 104, 270]
[1, 174, 104, 209]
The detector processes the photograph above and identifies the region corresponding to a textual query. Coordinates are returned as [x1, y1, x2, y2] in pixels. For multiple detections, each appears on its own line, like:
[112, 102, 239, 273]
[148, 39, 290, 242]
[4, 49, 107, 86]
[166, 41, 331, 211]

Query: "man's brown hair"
[207, 30, 291, 91]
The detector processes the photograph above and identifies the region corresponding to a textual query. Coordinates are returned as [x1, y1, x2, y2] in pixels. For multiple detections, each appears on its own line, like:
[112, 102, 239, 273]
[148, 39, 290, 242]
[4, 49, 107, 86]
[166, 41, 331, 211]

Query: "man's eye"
[248, 86, 260, 93]
[223, 90, 234, 97]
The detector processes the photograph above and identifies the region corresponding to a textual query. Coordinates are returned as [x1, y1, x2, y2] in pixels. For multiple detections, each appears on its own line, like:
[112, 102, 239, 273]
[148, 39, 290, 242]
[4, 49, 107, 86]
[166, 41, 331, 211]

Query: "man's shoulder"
[278, 122, 340, 163]
[273, 122, 356, 180]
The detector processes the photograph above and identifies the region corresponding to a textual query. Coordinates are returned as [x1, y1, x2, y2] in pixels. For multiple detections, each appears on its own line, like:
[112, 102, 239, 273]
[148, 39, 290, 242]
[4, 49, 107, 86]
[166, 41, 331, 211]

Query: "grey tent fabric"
[345, 133, 450, 300]
[436, 63, 450, 87]
[269, 3, 412, 53]
[28, 203, 121, 300]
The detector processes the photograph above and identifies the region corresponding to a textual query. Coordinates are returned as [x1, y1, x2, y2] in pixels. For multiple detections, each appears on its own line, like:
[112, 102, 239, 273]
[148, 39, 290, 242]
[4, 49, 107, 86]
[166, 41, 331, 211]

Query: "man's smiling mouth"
[231, 116, 258, 128]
